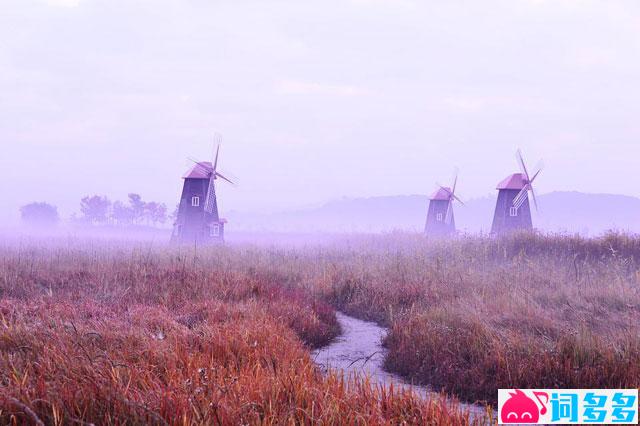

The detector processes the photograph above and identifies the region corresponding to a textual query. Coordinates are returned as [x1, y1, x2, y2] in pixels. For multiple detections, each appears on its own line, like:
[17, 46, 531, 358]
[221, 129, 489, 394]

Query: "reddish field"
[311, 232, 640, 405]
[4, 232, 636, 423]
[0, 240, 480, 425]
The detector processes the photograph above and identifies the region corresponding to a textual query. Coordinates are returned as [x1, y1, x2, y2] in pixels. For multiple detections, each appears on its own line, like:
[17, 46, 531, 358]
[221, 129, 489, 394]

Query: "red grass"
[308, 232, 640, 405]
[0, 240, 478, 424]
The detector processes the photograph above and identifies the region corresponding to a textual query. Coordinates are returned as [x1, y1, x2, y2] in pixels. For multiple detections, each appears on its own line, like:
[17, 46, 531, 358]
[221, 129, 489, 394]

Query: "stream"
[312, 312, 488, 422]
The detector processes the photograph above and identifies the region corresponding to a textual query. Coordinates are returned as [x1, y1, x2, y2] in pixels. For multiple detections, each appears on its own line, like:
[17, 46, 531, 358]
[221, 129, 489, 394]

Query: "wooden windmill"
[424, 172, 463, 236]
[171, 137, 234, 244]
[490, 149, 542, 235]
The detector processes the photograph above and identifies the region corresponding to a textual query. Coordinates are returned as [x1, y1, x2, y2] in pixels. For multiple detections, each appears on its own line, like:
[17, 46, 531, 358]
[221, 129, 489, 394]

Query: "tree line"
[20, 194, 174, 227]
[79, 194, 170, 226]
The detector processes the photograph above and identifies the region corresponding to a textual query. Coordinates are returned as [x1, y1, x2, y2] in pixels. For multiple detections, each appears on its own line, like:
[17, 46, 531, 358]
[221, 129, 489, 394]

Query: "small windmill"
[171, 135, 234, 243]
[424, 171, 463, 236]
[490, 149, 542, 235]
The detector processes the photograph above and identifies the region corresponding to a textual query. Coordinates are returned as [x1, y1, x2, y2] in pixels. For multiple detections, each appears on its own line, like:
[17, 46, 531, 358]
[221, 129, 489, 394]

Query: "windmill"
[424, 171, 463, 236]
[490, 149, 542, 235]
[171, 135, 234, 244]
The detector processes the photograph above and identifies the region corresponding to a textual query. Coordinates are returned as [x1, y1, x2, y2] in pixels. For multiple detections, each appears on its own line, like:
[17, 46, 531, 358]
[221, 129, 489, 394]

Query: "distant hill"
[532, 191, 640, 235]
[226, 191, 640, 236]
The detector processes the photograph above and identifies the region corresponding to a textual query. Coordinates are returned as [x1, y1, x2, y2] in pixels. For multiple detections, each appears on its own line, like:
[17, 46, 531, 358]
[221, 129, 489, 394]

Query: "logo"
[498, 389, 638, 424]
[501, 389, 548, 423]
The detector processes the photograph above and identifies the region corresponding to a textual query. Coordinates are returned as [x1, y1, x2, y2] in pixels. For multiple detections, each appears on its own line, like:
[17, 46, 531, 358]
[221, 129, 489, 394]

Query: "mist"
[2, 0, 640, 237]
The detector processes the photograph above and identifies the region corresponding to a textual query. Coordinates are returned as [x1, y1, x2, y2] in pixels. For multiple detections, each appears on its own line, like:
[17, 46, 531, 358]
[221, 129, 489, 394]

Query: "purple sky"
[1, 0, 640, 223]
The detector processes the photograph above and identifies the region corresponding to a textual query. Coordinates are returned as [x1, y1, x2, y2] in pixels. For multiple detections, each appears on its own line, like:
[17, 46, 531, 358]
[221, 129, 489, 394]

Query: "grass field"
[1, 232, 639, 424]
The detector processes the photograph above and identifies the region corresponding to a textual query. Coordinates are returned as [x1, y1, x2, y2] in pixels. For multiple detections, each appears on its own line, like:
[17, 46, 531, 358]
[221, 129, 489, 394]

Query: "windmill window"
[210, 224, 220, 237]
[436, 213, 443, 222]
[509, 206, 518, 217]
[191, 196, 200, 207]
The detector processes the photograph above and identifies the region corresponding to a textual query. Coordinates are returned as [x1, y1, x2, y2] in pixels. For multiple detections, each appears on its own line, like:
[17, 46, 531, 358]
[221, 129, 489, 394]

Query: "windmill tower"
[424, 172, 463, 236]
[171, 138, 234, 244]
[490, 150, 542, 235]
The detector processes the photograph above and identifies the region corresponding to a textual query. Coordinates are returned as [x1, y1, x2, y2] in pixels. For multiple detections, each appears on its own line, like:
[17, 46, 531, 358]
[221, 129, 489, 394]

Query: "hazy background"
[2, 0, 640, 232]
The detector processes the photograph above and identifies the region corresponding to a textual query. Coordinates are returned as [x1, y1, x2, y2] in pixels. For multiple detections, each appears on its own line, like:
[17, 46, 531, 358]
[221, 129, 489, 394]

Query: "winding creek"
[312, 312, 489, 422]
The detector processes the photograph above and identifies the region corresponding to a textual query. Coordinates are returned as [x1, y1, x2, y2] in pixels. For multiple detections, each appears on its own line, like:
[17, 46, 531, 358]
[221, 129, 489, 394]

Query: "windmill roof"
[183, 162, 213, 179]
[430, 187, 452, 201]
[496, 173, 527, 190]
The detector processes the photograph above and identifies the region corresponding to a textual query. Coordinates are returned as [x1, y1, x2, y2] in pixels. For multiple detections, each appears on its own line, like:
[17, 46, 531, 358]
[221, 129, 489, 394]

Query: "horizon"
[7, 188, 640, 218]
[7, 190, 640, 237]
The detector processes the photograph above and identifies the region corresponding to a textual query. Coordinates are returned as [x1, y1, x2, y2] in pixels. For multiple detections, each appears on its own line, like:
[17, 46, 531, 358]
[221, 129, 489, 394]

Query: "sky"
[1, 0, 640, 223]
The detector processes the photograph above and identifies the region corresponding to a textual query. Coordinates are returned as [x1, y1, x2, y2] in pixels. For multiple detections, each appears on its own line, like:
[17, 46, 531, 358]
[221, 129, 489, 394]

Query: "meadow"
[1, 232, 639, 424]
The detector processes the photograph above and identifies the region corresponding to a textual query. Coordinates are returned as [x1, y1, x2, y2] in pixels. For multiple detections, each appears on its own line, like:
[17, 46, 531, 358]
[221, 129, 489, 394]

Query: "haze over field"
[224, 191, 640, 235]
[2, 0, 640, 232]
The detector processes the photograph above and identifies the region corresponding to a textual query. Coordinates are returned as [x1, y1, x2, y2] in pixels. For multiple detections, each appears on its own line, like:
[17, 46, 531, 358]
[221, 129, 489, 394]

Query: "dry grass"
[0, 239, 477, 425]
[3, 231, 636, 421]
[303, 231, 640, 405]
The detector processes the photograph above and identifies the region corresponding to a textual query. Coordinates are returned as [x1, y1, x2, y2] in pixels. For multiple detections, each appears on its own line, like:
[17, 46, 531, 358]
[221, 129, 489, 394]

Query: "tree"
[128, 193, 145, 224]
[144, 202, 167, 226]
[20, 202, 59, 227]
[80, 195, 111, 224]
[169, 204, 179, 224]
[111, 201, 134, 225]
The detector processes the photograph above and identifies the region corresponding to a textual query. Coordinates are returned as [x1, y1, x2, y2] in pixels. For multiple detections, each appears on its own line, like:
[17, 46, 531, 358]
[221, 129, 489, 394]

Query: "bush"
[19, 202, 59, 227]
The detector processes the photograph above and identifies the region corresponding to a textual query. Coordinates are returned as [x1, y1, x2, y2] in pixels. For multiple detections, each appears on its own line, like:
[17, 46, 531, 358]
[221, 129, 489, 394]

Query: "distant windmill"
[171, 135, 234, 243]
[490, 149, 542, 235]
[424, 171, 463, 236]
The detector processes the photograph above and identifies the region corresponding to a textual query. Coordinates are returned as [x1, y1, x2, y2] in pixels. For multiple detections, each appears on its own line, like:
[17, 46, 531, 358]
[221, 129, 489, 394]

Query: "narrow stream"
[312, 312, 488, 422]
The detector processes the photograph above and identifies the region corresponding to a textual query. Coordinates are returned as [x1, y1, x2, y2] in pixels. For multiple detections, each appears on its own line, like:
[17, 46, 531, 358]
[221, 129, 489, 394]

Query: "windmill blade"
[516, 149, 531, 182]
[513, 186, 529, 209]
[187, 157, 213, 177]
[529, 184, 539, 212]
[204, 176, 217, 213]
[513, 190, 527, 209]
[215, 171, 235, 185]
[187, 156, 203, 166]
[212, 144, 220, 172]
[451, 171, 458, 196]
[436, 182, 451, 196]
[452, 193, 465, 205]
[211, 132, 223, 173]
[533, 159, 545, 175]
[445, 201, 453, 225]
[529, 167, 543, 184]
[529, 159, 542, 211]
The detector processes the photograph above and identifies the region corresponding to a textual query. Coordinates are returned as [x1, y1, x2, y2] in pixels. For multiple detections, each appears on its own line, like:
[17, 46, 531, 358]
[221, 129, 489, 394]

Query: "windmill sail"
[512, 185, 529, 209]
[204, 178, 219, 218]
[444, 200, 453, 225]
[204, 144, 220, 219]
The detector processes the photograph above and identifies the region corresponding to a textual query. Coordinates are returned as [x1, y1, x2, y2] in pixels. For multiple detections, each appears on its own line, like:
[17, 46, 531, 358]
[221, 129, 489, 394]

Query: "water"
[312, 312, 488, 422]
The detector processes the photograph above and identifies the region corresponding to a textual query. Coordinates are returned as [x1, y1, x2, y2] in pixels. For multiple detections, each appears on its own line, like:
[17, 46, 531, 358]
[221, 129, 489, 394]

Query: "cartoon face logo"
[501, 389, 548, 424]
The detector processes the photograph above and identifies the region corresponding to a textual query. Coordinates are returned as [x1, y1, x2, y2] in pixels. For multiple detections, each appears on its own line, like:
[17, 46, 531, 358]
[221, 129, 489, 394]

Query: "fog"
[2, 0, 640, 233]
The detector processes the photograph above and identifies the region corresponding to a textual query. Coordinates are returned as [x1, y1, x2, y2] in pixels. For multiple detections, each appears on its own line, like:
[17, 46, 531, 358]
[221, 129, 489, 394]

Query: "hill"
[226, 191, 640, 235]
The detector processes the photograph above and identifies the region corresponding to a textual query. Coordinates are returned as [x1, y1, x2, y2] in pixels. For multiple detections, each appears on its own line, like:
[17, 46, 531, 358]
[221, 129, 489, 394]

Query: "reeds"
[0, 239, 476, 425]
[3, 232, 636, 420]
[304, 231, 640, 405]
